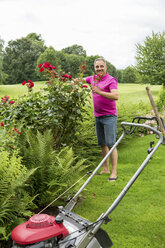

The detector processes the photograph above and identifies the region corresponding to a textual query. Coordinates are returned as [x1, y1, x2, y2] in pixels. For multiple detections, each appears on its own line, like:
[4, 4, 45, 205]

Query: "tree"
[121, 66, 137, 83]
[0, 37, 6, 85]
[36, 46, 61, 79]
[3, 34, 46, 84]
[62, 44, 87, 57]
[135, 31, 165, 85]
[115, 69, 122, 83]
[64, 53, 85, 77]
[85, 55, 100, 76]
[106, 61, 117, 78]
[26, 33, 44, 42]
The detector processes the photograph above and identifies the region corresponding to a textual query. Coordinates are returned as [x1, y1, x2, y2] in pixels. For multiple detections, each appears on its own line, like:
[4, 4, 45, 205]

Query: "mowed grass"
[74, 135, 165, 248]
[117, 84, 161, 119]
[0, 81, 46, 98]
[118, 83, 160, 105]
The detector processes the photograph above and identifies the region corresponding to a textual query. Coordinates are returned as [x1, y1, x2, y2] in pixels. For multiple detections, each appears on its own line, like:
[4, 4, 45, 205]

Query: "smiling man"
[85, 58, 119, 182]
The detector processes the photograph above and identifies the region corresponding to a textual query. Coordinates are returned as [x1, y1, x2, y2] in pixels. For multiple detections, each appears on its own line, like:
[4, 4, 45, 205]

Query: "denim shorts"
[95, 115, 117, 147]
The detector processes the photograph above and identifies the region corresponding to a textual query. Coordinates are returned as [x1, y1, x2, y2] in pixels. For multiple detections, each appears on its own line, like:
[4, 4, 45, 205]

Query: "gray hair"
[94, 57, 106, 67]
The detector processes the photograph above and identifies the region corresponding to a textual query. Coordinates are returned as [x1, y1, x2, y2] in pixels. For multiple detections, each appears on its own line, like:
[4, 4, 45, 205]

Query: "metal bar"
[102, 134, 163, 219]
[72, 132, 125, 200]
[65, 132, 125, 211]
[66, 121, 163, 212]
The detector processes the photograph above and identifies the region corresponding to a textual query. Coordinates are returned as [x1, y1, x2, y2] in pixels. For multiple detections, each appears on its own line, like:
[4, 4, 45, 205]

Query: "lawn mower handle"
[66, 120, 164, 213]
[102, 122, 163, 219]
[64, 121, 164, 248]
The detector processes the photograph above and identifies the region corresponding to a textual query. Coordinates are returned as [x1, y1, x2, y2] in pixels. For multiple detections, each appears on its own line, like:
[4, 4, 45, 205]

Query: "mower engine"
[11, 207, 113, 248]
[11, 213, 69, 248]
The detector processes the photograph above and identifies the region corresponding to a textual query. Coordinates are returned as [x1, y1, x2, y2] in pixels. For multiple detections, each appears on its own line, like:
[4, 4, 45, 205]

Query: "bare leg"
[109, 147, 118, 179]
[99, 145, 110, 174]
[99, 146, 118, 180]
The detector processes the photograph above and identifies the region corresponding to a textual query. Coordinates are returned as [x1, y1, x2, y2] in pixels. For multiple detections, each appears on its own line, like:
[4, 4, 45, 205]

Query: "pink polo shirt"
[86, 73, 118, 117]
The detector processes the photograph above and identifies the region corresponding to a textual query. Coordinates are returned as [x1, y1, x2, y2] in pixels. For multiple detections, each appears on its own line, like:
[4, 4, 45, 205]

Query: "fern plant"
[18, 129, 89, 207]
[47, 146, 88, 203]
[0, 149, 36, 241]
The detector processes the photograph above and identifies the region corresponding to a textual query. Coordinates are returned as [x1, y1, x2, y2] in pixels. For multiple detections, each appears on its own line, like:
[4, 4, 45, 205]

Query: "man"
[84, 58, 119, 181]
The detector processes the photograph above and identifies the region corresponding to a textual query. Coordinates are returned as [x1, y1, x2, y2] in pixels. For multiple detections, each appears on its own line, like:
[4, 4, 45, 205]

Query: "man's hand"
[92, 85, 101, 94]
[92, 87, 119, 100]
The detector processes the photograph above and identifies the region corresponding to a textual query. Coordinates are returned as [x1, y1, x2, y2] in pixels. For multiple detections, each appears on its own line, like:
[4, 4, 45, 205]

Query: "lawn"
[74, 134, 165, 248]
[0, 81, 46, 98]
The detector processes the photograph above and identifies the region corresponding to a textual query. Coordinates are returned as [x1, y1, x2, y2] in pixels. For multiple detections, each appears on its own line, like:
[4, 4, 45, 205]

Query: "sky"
[0, 0, 164, 69]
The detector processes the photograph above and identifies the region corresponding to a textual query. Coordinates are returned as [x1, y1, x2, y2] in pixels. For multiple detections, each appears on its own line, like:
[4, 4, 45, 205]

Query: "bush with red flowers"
[22, 80, 34, 92]
[0, 62, 90, 148]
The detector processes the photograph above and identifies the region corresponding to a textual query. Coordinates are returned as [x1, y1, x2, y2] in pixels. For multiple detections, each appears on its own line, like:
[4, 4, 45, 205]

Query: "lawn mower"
[11, 114, 165, 248]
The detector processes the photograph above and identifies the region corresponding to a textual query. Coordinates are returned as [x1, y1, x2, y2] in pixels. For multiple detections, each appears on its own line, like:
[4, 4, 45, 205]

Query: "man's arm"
[92, 86, 119, 100]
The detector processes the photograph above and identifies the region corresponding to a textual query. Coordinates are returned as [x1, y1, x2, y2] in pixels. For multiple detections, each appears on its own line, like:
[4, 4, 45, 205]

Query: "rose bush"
[22, 80, 34, 92]
[0, 62, 90, 148]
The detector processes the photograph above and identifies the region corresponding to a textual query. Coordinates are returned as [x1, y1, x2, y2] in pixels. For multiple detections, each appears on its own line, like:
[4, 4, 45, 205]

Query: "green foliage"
[62, 44, 87, 57]
[115, 69, 122, 83]
[0, 124, 22, 153]
[36, 46, 61, 79]
[84, 55, 99, 76]
[121, 66, 137, 83]
[26, 33, 45, 44]
[0, 91, 44, 129]
[48, 146, 88, 201]
[18, 129, 88, 206]
[135, 31, 165, 85]
[0, 64, 91, 147]
[106, 61, 117, 78]
[157, 84, 165, 111]
[36, 47, 86, 78]
[0, 37, 6, 85]
[2, 35, 46, 84]
[65, 53, 86, 77]
[0, 149, 36, 240]
[2, 33, 119, 84]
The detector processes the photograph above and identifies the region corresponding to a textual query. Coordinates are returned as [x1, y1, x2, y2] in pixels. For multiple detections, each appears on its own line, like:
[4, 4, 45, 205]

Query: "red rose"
[22, 81, 26, 85]
[9, 100, 15, 104]
[0, 122, 4, 127]
[4, 95, 9, 100]
[38, 64, 42, 68]
[48, 65, 53, 70]
[14, 128, 21, 135]
[40, 68, 44, 72]
[43, 62, 50, 68]
[29, 82, 34, 88]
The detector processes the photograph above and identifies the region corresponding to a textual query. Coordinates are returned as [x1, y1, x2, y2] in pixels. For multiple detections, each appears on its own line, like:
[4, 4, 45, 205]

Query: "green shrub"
[18, 129, 89, 207]
[0, 149, 36, 240]
[0, 63, 91, 148]
[157, 84, 165, 111]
